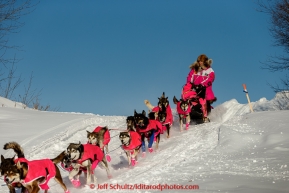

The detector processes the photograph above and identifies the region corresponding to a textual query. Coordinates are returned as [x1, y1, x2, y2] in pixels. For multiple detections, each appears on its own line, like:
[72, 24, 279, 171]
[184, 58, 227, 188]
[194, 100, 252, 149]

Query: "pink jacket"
[122, 131, 142, 150]
[186, 68, 215, 100]
[93, 126, 111, 145]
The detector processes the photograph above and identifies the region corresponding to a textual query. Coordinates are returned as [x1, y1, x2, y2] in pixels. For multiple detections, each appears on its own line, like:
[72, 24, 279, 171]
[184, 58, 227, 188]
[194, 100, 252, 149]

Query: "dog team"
[0, 54, 216, 192]
[0, 92, 174, 193]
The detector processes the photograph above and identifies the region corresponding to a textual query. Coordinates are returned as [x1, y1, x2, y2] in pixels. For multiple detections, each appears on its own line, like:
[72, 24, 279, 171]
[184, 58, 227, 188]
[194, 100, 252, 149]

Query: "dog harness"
[176, 101, 191, 117]
[19, 159, 56, 190]
[122, 131, 142, 151]
[93, 126, 111, 146]
[77, 144, 104, 171]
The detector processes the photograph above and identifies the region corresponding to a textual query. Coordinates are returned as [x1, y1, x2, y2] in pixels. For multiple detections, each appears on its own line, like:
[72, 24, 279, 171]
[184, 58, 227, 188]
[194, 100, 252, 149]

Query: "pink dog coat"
[176, 101, 191, 116]
[122, 131, 142, 151]
[93, 126, 111, 146]
[19, 159, 56, 190]
[151, 104, 173, 126]
[77, 144, 104, 171]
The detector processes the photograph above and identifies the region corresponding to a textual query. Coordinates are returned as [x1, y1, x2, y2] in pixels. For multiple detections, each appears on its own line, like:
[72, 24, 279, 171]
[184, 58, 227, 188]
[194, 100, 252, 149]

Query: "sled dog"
[1, 142, 27, 193]
[3, 142, 69, 193]
[61, 142, 111, 188]
[126, 116, 136, 131]
[144, 92, 172, 138]
[134, 110, 161, 152]
[173, 96, 191, 131]
[119, 131, 141, 166]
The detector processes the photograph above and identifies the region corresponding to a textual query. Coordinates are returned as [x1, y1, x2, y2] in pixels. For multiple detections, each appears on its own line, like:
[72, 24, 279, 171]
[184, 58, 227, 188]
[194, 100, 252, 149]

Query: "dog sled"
[181, 82, 215, 124]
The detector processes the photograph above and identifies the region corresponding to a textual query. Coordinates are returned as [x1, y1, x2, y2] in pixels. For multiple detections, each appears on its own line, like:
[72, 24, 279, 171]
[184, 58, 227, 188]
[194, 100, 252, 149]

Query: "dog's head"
[158, 111, 167, 123]
[0, 155, 15, 176]
[53, 151, 72, 169]
[173, 96, 190, 112]
[3, 161, 23, 184]
[87, 131, 100, 145]
[158, 92, 169, 109]
[66, 142, 83, 161]
[148, 111, 158, 120]
[193, 84, 206, 99]
[119, 132, 131, 146]
[126, 116, 135, 129]
[87, 126, 108, 146]
[134, 110, 149, 129]
[179, 99, 190, 112]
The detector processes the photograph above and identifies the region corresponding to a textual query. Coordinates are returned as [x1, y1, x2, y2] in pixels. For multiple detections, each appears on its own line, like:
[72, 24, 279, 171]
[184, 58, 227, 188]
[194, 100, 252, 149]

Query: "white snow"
[0, 93, 289, 193]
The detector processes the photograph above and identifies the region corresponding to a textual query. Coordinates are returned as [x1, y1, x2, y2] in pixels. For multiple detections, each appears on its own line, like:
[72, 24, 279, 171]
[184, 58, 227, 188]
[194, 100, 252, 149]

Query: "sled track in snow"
[107, 122, 222, 185]
[14, 116, 127, 158]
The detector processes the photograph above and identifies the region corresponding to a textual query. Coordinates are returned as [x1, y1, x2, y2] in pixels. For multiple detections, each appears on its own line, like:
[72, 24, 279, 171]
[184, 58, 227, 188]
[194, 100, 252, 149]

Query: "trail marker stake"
[242, 84, 254, 113]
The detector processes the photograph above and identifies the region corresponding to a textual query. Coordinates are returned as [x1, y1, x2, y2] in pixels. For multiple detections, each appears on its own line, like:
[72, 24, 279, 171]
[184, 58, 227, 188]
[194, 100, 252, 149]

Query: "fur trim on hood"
[208, 59, 213, 66]
[189, 61, 199, 70]
[189, 59, 213, 70]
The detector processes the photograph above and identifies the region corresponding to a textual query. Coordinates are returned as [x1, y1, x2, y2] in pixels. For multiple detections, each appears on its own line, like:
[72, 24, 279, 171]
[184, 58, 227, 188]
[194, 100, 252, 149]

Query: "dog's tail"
[144, 100, 154, 110]
[51, 151, 66, 164]
[3, 141, 25, 158]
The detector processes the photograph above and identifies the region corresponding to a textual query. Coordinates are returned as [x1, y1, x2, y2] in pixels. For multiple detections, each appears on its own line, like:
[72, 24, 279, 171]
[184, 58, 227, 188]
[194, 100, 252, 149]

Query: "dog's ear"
[74, 141, 82, 149]
[142, 110, 146, 117]
[86, 130, 91, 134]
[16, 160, 22, 169]
[1, 154, 4, 162]
[173, 96, 178, 104]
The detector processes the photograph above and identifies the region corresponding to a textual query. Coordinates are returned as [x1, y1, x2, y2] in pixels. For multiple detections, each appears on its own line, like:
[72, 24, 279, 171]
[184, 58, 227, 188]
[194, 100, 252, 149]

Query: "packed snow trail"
[1, 98, 289, 193]
[2, 110, 222, 193]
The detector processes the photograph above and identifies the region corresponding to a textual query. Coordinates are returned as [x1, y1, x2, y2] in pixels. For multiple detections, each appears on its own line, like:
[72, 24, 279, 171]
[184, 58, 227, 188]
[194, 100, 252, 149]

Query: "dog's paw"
[106, 154, 111, 162]
[70, 179, 81, 188]
[144, 100, 149, 105]
[131, 158, 136, 166]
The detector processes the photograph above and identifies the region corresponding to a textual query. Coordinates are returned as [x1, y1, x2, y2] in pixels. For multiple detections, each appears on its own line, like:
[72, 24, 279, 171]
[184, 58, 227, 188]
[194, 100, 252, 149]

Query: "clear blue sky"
[7, 0, 284, 116]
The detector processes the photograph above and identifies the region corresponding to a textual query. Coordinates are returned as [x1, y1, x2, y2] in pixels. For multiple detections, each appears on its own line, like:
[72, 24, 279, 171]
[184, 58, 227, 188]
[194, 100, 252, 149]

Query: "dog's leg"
[68, 164, 80, 181]
[166, 124, 170, 138]
[93, 174, 97, 187]
[156, 133, 160, 150]
[30, 181, 40, 193]
[130, 149, 138, 166]
[141, 134, 146, 155]
[53, 164, 69, 192]
[186, 115, 190, 130]
[86, 163, 92, 185]
[7, 184, 16, 193]
[100, 157, 112, 178]
[148, 131, 155, 153]
[179, 115, 183, 131]
[105, 145, 109, 155]
[126, 151, 131, 165]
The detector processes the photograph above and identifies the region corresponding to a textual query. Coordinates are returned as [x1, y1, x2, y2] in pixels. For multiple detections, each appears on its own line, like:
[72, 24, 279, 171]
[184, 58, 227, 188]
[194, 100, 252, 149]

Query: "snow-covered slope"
[0, 94, 288, 193]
